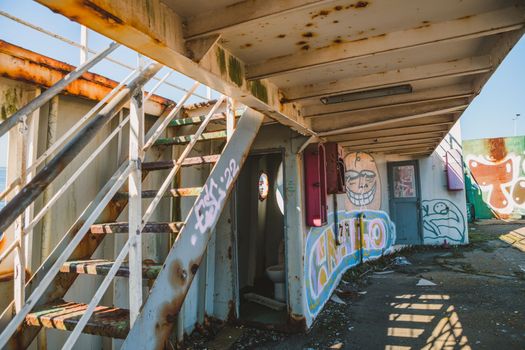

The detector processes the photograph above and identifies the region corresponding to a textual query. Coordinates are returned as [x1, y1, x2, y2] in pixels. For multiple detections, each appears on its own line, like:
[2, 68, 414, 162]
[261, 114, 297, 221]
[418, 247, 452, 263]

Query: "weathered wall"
[419, 123, 468, 244]
[463, 136, 525, 220]
[303, 150, 396, 323]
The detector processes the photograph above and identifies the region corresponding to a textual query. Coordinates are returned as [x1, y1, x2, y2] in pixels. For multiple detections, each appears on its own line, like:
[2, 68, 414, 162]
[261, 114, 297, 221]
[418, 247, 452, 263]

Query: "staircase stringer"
[0, 114, 174, 350]
[121, 108, 264, 350]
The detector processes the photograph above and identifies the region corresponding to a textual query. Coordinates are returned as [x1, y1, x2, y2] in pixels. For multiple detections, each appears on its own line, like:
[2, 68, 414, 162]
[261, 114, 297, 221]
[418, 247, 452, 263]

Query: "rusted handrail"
[0, 42, 119, 138]
[0, 62, 162, 234]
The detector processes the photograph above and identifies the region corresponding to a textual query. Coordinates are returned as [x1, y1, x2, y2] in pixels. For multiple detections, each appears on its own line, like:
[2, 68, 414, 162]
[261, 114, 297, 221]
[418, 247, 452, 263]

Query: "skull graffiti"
[344, 152, 381, 210]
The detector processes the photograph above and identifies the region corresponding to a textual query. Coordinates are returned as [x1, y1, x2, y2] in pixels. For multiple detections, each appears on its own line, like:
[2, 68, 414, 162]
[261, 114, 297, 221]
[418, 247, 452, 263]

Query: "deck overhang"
[36, 0, 525, 156]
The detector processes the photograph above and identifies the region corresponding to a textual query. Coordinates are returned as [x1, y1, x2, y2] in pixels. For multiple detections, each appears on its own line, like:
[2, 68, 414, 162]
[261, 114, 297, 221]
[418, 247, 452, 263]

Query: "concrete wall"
[463, 135, 525, 220]
[301, 122, 469, 326]
[419, 123, 468, 244]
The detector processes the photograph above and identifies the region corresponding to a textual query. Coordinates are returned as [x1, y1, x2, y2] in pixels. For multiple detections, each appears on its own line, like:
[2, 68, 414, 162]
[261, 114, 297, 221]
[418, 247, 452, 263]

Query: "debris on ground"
[181, 222, 525, 349]
[416, 278, 437, 286]
[393, 256, 412, 265]
[330, 294, 345, 305]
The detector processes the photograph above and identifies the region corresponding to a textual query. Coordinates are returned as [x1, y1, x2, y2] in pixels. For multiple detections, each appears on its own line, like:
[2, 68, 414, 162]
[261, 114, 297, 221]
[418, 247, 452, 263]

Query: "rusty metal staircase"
[0, 47, 263, 348]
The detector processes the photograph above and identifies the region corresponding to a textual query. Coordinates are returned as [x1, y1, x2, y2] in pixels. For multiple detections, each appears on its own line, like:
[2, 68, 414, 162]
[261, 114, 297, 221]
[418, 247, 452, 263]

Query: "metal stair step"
[25, 301, 129, 339]
[60, 259, 162, 279]
[154, 131, 227, 146]
[142, 154, 220, 171]
[116, 187, 202, 200]
[168, 114, 224, 127]
[89, 221, 184, 234]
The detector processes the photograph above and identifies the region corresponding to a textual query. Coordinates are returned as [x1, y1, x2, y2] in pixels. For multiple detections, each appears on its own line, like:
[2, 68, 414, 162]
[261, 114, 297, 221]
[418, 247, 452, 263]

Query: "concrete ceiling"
[37, 0, 525, 156]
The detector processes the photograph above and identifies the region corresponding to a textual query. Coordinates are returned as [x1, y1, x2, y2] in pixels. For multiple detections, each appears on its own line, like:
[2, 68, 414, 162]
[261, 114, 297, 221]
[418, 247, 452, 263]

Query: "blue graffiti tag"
[304, 210, 396, 317]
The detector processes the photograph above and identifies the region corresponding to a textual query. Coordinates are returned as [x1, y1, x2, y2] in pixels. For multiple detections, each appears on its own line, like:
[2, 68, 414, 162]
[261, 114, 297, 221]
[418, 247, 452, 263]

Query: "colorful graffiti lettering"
[305, 210, 395, 316]
[344, 152, 381, 210]
[463, 137, 525, 219]
[467, 154, 525, 217]
[194, 159, 239, 234]
[422, 199, 466, 244]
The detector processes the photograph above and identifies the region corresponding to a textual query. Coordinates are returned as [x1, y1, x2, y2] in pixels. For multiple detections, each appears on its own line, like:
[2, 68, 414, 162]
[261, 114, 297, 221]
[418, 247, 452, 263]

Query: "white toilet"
[266, 264, 285, 302]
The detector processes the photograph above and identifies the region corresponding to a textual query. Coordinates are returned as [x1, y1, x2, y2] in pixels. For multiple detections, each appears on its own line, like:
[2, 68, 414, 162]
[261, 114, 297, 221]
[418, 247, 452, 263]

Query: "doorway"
[387, 160, 422, 244]
[235, 151, 287, 326]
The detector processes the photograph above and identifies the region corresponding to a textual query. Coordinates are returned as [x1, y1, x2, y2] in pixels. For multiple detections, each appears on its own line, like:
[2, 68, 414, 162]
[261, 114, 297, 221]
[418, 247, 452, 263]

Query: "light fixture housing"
[320, 84, 413, 105]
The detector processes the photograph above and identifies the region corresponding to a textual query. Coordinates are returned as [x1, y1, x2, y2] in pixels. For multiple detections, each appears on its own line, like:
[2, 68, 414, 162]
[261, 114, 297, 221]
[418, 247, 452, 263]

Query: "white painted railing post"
[226, 98, 236, 141]
[80, 25, 88, 64]
[128, 87, 144, 325]
[14, 116, 28, 313]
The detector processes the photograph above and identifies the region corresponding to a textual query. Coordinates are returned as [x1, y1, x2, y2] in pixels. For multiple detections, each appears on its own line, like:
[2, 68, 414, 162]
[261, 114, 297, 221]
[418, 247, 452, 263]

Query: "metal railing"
[0, 57, 216, 349]
[0, 9, 228, 348]
[0, 10, 210, 100]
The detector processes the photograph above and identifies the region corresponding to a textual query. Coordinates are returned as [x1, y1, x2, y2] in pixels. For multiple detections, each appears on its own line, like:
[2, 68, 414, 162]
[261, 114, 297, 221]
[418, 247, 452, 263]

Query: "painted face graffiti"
[344, 153, 381, 210]
[304, 210, 395, 317]
[422, 199, 466, 244]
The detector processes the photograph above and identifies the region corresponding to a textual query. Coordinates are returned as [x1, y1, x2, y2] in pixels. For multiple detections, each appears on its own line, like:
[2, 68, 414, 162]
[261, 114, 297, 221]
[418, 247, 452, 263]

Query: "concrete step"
[142, 154, 220, 171]
[25, 301, 129, 339]
[168, 114, 224, 127]
[89, 221, 184, 234]
[60, 259, 162, 279]
[116, 187, 201, 200]
[154, 131, 227, 146]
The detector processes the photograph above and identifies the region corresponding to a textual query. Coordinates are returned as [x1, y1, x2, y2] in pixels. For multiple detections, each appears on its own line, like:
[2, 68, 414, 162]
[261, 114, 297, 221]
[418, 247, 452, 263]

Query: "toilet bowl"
[266, 265, 285, 302]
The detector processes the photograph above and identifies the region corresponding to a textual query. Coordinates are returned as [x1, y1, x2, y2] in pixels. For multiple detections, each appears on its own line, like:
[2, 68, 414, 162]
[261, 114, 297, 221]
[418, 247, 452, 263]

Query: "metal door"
[387, 160, 422, 244]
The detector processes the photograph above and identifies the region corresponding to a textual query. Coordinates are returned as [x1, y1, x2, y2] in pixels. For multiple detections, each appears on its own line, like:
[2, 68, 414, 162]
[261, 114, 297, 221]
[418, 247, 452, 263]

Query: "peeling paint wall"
[419, 123, 468, 245]
[463, 135, 525, 220]
[303, 150, 396, 324]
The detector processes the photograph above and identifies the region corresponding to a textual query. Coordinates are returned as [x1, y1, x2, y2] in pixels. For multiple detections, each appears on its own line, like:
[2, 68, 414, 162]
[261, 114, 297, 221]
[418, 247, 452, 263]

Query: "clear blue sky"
[0, 0, 524, 168]
[460, 36, 525, 140]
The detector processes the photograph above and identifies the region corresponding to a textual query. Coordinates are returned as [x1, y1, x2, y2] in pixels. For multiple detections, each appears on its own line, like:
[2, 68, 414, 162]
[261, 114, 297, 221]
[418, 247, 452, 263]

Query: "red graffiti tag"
[468, 158, 513, 209]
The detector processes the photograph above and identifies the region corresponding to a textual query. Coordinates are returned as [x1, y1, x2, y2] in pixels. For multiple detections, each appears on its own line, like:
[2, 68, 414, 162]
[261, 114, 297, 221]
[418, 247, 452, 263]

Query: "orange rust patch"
[355, 1, 369, 8]
[485, 138, 507, 161]
[311, 9, 331, 19]
[0, 40, 173, 111]
[170, 259, 187, 287]
[0, 268, 31, 283]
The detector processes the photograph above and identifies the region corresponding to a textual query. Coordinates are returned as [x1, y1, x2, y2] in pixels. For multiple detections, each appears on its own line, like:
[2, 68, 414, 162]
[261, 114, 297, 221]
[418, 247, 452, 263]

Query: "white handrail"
[141, 96, 226, 227]
[0, 10, 210, 100]
[23, 115, 131, 234]
[0, 68, 138, 202]
[0, 163, 132, 348]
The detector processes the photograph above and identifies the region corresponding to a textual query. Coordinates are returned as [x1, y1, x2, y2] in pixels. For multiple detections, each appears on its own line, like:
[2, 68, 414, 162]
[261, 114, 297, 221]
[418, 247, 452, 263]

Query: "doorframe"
[387, 160, 423, 244]
[233, 148, 289, 316]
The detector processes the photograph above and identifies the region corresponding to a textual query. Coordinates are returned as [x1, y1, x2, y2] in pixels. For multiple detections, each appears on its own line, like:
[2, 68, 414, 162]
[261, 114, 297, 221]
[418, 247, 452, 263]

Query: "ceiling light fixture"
[320, 84, 413, 105]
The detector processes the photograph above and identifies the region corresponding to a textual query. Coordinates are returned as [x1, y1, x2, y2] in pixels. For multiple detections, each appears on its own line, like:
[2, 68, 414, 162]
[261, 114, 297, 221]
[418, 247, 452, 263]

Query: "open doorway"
[236, 151, 287, 326]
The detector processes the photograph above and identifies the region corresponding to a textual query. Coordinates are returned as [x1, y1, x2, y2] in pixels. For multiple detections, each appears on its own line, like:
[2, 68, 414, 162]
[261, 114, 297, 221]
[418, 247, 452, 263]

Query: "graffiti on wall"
[422, 199, 466, 244]
[344, 152, 381, 210]
[464, 137, 525, 219]
[304, 210, 395, 316]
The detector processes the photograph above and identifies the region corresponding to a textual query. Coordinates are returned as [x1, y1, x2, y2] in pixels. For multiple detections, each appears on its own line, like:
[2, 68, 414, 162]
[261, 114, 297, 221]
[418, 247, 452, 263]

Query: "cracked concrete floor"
[187, 223, 525, 350]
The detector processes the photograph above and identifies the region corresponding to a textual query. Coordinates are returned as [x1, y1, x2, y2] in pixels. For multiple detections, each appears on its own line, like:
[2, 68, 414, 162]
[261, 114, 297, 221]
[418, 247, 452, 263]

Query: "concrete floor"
[188, 223, 525, 349]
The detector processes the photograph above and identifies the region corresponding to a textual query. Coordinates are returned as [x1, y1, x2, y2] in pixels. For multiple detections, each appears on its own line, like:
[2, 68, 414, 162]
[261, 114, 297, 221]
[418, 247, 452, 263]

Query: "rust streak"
[0, 40, 173, 111]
